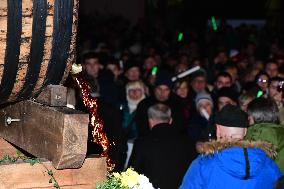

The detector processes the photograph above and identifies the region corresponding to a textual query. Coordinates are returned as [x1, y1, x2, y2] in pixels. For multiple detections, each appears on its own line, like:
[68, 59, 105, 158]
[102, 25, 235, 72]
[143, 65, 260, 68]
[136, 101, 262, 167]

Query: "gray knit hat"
[195, 92, 213, 109]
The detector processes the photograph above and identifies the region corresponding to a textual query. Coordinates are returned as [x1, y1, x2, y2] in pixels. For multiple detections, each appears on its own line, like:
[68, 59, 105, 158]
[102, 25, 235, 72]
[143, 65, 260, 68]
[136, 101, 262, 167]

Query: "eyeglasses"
[257, 78, 268, 83]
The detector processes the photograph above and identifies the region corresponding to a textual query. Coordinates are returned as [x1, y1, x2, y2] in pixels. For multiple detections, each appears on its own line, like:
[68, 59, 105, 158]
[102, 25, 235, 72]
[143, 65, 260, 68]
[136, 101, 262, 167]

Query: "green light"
[211, 16, 218, 31]
[257, 91, 263, 98]
[178, 32, 183, 42]
[151, 66, 158, 75]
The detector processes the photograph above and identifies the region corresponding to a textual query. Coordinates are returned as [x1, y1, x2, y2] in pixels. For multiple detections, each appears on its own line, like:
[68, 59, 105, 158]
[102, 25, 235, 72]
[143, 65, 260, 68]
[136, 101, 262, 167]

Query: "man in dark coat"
[128, 104, 197, 189]
[135, 71, 186, 137]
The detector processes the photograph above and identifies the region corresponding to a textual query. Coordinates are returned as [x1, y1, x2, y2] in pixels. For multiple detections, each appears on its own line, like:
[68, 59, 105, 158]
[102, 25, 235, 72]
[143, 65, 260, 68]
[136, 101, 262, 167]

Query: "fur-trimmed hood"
[180, 140, 283, 188]
[195, 140, 278, 179]
[197, 140, 277, 158]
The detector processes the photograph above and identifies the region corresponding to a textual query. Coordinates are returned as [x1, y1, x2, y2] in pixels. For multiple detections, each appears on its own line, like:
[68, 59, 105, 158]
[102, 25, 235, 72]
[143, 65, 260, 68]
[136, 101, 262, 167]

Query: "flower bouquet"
[96, 168, 155, 189]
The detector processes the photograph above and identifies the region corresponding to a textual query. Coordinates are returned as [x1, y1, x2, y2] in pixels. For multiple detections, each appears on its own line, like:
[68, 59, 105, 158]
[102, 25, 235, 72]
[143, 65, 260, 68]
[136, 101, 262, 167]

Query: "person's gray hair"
[147, 103, 172, 122]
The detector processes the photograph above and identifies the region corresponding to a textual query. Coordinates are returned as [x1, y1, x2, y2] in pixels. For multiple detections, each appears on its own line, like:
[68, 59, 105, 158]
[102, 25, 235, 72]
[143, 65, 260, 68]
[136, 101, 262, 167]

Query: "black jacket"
[128, 123, 197, 189]
[135, 94, 186, 137]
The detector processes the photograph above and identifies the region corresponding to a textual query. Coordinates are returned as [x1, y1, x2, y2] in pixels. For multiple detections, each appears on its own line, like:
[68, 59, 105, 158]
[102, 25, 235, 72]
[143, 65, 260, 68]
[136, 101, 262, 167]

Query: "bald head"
[216, 124, 247, 141]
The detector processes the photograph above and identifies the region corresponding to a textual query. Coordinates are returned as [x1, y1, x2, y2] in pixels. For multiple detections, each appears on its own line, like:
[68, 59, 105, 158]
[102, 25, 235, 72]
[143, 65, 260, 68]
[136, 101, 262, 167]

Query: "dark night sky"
[184, 0, 281, 18]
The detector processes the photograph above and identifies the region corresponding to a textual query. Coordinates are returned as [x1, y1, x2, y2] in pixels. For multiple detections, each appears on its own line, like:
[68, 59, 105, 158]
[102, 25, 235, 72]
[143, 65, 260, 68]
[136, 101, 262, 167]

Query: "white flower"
[133, 175, 155, 189]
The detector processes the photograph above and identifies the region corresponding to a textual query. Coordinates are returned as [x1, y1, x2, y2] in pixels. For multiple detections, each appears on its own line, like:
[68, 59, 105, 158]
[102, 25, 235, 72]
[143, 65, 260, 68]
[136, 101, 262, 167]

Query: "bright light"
[178, 32, 183, 42]
[211, 16, 218, 31]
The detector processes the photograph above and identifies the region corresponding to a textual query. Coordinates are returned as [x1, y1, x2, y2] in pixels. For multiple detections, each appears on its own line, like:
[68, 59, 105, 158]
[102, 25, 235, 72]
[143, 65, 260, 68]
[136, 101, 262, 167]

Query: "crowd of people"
[66, 14, 284, 188]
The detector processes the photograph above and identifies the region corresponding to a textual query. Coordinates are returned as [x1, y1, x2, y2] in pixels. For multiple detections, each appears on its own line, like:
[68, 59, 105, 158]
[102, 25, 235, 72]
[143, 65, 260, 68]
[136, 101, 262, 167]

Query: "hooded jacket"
[280, 108, 284, 125]
[180, 140, 282, 189]
[245, 123, 284, 173]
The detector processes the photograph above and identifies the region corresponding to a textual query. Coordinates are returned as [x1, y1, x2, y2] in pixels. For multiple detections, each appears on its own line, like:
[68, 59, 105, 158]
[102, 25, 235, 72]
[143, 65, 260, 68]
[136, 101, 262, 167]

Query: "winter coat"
[280, 107, 284, 126]
[188, 112, 216, 142]
[120, 103, 138, 139]
[245, 123, 284, 173]
[128, 123, 197, 189]
[180, 140, 282, 189]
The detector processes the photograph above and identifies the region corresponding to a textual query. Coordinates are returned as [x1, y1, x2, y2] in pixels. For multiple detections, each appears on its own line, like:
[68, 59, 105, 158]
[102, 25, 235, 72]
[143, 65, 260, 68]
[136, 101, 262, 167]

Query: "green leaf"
[53, 182, 59, 188]
[47, 170, 53, 176]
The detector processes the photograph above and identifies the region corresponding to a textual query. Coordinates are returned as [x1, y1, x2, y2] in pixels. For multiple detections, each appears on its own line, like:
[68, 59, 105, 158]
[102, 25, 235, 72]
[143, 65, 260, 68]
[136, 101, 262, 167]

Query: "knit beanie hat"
[195, 92, 213, 109]
[124, 60, 141, 72]
[155, 71, 174, 89]
[217, 87, 239, 103]
[215, 104, 248, 128]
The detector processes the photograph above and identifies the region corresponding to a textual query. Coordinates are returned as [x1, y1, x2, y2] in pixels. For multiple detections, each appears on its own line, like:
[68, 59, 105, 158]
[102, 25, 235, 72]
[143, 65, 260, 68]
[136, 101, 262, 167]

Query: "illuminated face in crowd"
[83, 58, 103, 78]
[175, 81, 189, 99]
[269, 80, 283, 102]
[218, 97, 236, 111]
[125, 67, 141, 81]
[257, 74, 269, 92]
[155, 85, 171, 102]
[191, 76, 206, 93]
[215, 76, 232, 90]
[143, 57, 157, 71]
[266, 62, 279, 78]
[197, 100, 213, 117]
[128, 88, 143, 101]
[215, 52, 228, 64]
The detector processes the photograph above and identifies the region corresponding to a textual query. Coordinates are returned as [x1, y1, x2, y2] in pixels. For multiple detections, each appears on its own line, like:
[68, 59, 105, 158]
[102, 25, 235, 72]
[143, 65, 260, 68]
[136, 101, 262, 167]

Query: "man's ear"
[216, 124, 221, 130]
[216, 124, 221, 139]
[248, 116, 255, 126]
[244, 128, 247, 136]
[169, 118, 173, 125]
[148, 118, 154, 129]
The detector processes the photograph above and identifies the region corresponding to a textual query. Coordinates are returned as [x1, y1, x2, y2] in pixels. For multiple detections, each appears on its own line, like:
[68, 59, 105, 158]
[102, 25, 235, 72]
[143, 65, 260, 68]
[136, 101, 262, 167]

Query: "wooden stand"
[0, 157, 106, 189]
[0, 139, 106, 189]
[0, 85, 89, 169]
[0, 138, 18, 158]
[0, 86, 107, 188]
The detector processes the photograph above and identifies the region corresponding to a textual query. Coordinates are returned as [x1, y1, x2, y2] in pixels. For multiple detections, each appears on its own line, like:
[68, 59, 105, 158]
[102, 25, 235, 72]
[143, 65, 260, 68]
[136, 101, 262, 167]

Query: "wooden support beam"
[35, 85, 67, 107]
[0, 157, 107, 189]
[0, 138, 18, 158]
[0, 100, 89, 169]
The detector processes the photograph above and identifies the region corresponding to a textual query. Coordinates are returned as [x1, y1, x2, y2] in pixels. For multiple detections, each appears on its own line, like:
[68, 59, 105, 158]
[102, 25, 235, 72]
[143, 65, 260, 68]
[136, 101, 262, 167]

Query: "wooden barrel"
[0, 0, 78, 103]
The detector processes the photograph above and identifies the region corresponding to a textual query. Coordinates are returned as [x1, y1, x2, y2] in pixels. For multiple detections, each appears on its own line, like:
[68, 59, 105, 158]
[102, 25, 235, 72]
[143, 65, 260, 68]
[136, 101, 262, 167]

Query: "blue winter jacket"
[180, 140, 282, 189]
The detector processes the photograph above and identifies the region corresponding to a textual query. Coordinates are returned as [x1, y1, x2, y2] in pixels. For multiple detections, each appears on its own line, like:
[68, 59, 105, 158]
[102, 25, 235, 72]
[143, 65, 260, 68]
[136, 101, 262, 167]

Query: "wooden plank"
[0, 157, 107, 189]
[0, 138, 18, 158]
[35, 85, 67, 107]
[0, 100, 89, 169]
[0, 1, 7, 84]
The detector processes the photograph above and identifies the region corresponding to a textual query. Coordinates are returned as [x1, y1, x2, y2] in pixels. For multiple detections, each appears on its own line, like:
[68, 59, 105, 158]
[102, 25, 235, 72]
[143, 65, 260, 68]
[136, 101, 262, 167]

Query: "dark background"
[78, 0, 283, 27]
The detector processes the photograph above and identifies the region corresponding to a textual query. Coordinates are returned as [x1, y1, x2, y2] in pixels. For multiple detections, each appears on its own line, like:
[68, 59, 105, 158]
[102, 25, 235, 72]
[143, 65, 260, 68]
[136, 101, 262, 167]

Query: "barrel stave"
[0, 0, 78, 103]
